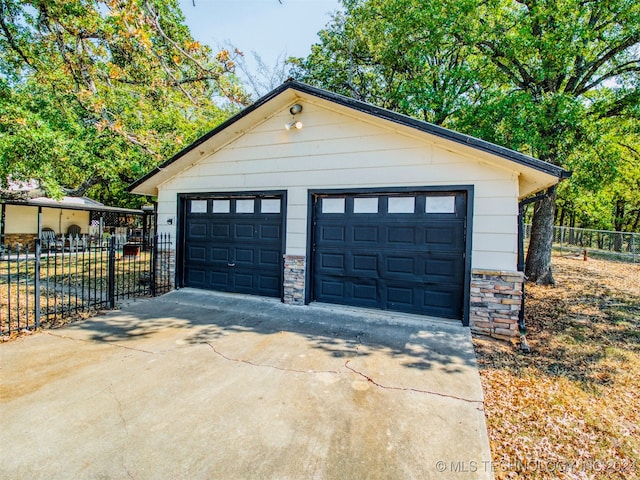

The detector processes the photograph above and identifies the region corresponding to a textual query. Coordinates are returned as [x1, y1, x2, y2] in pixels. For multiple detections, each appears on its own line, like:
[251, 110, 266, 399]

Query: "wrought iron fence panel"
[1, 234, 173, 336]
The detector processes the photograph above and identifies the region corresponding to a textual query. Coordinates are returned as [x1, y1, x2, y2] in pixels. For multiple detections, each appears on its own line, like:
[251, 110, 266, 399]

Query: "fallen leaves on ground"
[474, 256, 640, 480]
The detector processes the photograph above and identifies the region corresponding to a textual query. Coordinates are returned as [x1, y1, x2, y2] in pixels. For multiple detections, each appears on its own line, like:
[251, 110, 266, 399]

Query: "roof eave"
[128, 82, 296, 195]
[128, 80, 570, 194]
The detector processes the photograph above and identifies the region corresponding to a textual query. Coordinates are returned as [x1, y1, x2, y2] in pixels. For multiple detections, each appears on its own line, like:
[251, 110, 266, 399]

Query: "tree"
[558, 115, 640, 235]
[291, 0, 484, 126]
[0, 0, 249, 206]
[227, 45, 291, 100]
[467, 0, 640, 284]
[294, 0, 640, 284]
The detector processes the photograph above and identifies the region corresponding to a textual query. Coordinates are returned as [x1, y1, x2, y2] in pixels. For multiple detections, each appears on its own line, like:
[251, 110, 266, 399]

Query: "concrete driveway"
[1, 289, 493, 479]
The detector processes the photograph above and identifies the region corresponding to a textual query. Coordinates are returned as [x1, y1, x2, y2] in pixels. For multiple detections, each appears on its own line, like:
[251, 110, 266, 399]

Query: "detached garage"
[129, 80, 568, 339]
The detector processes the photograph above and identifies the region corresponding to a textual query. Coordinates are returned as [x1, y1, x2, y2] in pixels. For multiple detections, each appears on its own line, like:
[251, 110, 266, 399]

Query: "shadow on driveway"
[1, 288, 493, 480]
[77, 288, 478, 374]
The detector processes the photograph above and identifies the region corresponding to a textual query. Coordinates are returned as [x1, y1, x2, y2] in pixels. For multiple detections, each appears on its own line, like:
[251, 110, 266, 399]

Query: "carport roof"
[2, 196, 144, 215]
[128, 80, 570, 197]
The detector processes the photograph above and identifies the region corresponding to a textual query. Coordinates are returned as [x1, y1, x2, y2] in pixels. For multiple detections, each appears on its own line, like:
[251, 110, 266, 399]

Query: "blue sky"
[178, 0, 341, 89]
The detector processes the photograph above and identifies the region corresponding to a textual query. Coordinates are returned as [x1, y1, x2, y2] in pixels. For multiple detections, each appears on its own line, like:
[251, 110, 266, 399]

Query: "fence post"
[108, 238, 116, 308]
[34, 239, 41, 329]
[150, 234, 157, 297]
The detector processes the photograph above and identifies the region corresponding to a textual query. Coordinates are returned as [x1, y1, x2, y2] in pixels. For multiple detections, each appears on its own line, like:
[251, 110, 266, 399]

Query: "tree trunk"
[525, 186, 557, 285]
[557, 203, 566, 228]
[631, 209, 640, 232]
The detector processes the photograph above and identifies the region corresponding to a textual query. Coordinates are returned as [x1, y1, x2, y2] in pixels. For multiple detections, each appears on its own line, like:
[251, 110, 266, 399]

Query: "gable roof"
[128, 80, 570, 196]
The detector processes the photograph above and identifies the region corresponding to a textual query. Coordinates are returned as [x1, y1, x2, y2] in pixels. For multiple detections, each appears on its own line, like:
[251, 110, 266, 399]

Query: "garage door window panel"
[235, 199, 255, 213]
[353, 197, 379, 213]
[190, 200, 208, 213]
[425, 196, 456, 214]
[322, 197, 346, 213]
[260, 199, 281, 214]
[387, 196, 415, 213]
[212, 200, 230, 213]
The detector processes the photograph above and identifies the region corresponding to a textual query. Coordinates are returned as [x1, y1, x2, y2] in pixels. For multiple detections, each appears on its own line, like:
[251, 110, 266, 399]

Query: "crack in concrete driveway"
[1, 289, 494, 479]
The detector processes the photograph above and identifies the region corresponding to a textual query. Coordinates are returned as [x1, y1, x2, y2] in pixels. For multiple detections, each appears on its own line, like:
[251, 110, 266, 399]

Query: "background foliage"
[0, 0, 248, 206]
[1, 0, 638, 236]
[292, 0, 640, 236]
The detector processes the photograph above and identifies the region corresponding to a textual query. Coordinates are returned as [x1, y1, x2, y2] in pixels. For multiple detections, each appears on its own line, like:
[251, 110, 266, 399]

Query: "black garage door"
[182, 194, 284, 297]
[312, 191, 467, 319]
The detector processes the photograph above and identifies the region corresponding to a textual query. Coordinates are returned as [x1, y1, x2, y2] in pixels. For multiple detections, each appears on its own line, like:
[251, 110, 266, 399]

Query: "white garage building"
[129, 81, 568, 339]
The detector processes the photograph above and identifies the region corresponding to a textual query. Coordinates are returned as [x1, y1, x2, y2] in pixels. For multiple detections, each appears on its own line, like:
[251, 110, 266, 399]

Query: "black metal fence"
[1, 234, 173, 336]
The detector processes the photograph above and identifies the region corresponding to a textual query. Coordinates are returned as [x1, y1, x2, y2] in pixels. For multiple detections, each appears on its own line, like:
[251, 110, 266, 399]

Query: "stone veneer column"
[283, 255, 306, 305]
[3, 234, 38, 250]
[155, 248, 176, 291]
[470, 269, 524, 340]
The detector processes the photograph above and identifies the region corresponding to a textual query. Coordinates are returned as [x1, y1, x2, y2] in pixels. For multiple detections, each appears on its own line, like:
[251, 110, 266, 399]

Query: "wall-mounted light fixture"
[285, 103, 303, 130]
[285, 120, 303, 130]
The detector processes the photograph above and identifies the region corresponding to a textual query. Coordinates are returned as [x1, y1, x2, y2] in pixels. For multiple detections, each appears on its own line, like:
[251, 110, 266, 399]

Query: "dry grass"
[474, 255, 640, 479]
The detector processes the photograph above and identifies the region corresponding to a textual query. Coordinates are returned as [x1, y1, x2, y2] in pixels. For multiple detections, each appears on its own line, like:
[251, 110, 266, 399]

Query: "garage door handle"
[227, 262, 235, 267]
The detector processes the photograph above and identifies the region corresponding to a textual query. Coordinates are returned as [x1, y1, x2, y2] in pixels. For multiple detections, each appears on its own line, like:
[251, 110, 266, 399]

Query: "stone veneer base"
[283, 255, 306, 305]
[3, 233, 38, 250]
[470, 269, 524, 340]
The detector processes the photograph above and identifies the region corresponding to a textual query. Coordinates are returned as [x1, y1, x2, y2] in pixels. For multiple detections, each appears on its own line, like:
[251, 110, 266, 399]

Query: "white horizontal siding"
[157, 104, 522, 271]
[473, 233, 518, 258]
[473, 215, 517, 234]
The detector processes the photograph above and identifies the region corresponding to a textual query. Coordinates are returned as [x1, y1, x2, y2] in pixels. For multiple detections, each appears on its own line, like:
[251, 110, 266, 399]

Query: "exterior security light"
[285, 121, 303, 130]
[289, 104, 303, 115]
